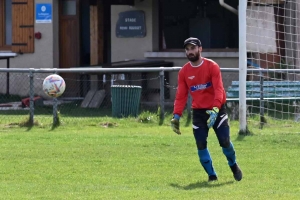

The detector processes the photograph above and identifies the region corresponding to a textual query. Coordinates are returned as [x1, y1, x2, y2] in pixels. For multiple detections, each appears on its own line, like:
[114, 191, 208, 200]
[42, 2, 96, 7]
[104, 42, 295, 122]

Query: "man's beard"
[186, 51, 200, 62]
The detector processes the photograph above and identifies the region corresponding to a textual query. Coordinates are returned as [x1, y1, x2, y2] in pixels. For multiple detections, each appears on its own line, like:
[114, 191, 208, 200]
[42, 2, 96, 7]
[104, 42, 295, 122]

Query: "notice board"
[116, 10, 146, 38]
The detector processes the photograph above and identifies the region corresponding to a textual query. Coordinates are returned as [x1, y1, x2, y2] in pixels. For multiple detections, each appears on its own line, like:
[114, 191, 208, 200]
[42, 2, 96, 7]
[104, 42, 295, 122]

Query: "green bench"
[226, 81, 300, 121]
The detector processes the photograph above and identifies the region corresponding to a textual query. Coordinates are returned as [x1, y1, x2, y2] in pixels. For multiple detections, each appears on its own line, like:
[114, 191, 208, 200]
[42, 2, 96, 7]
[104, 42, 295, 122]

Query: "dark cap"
[183, 37, 202, 48]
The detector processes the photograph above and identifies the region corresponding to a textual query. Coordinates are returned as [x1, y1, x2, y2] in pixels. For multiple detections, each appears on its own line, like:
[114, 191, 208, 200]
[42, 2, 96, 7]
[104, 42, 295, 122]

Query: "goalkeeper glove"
[206, 107, 219, 128]
[171, 114, 181, 135]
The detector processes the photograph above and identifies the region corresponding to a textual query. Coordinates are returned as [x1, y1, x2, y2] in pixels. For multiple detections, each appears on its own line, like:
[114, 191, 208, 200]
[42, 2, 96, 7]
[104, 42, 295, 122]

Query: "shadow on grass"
[51, 123, 59, 131]
[18, 116, 38, 131]
[25, 126, 33, 131]
[170, 180, 235, 190]
[234, 125, 253, 141]
[235, 134, 247, 141]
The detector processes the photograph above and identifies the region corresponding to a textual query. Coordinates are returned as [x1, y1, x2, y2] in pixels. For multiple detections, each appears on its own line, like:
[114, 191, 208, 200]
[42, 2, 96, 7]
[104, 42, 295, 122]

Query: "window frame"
[158, 0, 239, 52]
[0, 0, 12, 51]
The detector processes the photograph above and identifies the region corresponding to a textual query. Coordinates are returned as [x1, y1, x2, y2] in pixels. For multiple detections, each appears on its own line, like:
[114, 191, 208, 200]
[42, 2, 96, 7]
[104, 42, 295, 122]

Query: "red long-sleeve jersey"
[173, 57, 226, 116]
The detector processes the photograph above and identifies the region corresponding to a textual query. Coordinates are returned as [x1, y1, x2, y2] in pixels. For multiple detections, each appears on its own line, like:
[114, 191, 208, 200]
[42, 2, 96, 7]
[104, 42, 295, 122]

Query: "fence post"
[53, 98, 58, 125]
[159, 70, 165, 120]
[29, 70, 34, 124]
[259, 70, 264, 129]
[53, 72, 58, 126]
[187, 93, 192, 119]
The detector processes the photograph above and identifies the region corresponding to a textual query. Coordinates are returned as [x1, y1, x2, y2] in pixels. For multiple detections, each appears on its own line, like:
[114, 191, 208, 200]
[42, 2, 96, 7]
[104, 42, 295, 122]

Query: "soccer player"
[170, 37, 242, 182]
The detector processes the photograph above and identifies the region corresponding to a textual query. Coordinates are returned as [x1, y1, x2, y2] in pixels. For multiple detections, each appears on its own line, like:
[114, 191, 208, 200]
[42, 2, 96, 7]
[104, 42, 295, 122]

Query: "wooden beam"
[98, 1, 104, 64]
[90, 1, 104, 65]
[90, 5, 98, 65]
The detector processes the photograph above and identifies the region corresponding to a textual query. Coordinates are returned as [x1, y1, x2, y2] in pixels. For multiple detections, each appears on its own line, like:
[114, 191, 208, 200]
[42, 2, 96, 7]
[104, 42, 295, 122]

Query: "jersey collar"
[190, 59, 204, 67]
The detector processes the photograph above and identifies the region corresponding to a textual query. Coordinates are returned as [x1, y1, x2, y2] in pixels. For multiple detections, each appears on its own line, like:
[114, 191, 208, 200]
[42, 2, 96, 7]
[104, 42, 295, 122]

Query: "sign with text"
[36, 3, 52, 23]
[116, 10, 146, 38]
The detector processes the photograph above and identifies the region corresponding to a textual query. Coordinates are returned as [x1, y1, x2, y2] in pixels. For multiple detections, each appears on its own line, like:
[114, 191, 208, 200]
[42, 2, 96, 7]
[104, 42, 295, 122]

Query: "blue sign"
[36, 3, 52, 23]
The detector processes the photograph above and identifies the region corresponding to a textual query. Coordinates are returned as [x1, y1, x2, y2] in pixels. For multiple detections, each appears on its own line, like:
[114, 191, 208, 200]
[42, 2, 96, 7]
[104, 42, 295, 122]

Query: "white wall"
[0, 0, 57, 97]
[111, 0, 159, 62]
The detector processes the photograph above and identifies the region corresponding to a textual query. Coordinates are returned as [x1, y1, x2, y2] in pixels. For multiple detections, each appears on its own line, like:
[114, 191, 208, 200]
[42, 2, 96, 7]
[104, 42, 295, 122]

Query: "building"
[0, 0, 293, 101]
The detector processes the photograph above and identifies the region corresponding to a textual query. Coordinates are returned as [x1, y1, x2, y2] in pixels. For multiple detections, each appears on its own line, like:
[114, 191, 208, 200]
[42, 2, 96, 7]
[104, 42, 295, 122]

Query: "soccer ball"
[43, 74, 66, 98]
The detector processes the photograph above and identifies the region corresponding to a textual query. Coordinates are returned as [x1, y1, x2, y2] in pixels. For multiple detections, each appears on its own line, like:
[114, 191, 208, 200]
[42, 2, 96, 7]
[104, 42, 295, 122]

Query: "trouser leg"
[213, 110, 236, 167]
[192, 110, 217, 176]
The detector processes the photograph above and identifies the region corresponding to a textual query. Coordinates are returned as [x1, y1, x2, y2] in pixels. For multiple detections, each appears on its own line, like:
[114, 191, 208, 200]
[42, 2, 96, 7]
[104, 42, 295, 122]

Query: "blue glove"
[170, 114, 181, 135]
[206, 107, 219, 128]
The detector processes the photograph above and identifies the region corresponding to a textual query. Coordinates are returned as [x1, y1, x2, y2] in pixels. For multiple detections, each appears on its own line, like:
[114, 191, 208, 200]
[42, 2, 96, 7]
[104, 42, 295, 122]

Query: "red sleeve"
[173, 68, 188, 116]
[211, 62, 225, 109]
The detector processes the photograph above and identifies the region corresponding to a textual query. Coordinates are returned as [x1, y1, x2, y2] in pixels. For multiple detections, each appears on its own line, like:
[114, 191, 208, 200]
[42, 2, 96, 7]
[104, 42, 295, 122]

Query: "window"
[0, 0, 12, 49]
[0, 0, 34, 53]
[5, 0, 12, 45]
[159, 0, 239, 50]
[62, 0, 77, 15]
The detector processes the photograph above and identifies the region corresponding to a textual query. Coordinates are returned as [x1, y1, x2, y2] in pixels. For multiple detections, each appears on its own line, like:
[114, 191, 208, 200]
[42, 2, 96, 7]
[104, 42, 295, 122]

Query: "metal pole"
[259, 72, 264, 129]
[159, 70, 165, 120]
[219, 0, 238, 15]
[3, 67, 300, 74]
[29, 70, 34, 124]
[53, 98, 58, 126]
[6, 58, 9, 95]
[53, 71, 58, 126]
[187, 93, 192, 120]
[238, 0, 248, 133]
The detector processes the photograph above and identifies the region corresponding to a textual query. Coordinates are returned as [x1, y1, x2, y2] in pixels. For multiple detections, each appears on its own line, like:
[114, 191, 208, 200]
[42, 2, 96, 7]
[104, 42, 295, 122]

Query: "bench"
[226, 80, 300, 122]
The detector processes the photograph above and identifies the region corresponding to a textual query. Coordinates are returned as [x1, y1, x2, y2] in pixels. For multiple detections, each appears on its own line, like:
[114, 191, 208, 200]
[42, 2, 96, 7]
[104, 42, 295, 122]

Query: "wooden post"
[90, 0, 104, 65]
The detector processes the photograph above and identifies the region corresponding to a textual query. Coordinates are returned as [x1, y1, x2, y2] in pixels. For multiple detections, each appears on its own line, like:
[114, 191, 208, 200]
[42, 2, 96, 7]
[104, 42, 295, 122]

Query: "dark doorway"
[59, 0, 81, 96]
[80, 0, 90, 66]
[59, 0, 80, 68]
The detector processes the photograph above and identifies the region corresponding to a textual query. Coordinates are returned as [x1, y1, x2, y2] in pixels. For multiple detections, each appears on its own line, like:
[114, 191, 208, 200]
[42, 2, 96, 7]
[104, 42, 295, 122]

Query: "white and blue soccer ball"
[43, 74, 66, 98]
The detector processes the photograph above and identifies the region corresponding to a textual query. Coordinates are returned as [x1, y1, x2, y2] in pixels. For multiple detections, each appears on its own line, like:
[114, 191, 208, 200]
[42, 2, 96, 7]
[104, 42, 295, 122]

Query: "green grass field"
[0, 114, 300, 199]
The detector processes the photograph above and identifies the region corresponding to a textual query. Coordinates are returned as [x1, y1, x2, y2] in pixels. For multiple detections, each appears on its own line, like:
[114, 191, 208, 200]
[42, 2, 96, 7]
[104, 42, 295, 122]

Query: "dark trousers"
[192, 105, 230, 150]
